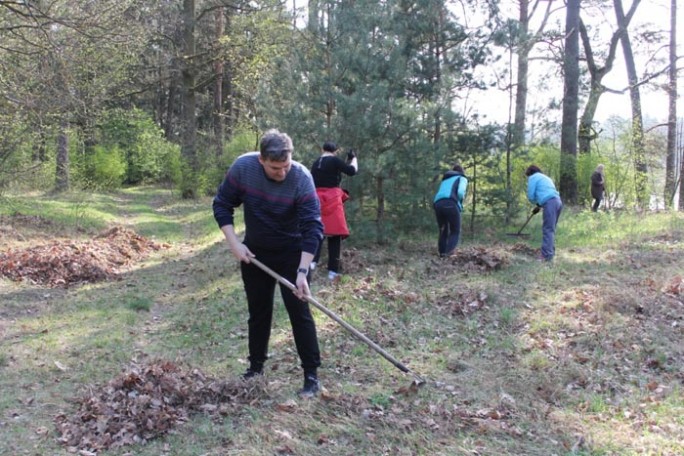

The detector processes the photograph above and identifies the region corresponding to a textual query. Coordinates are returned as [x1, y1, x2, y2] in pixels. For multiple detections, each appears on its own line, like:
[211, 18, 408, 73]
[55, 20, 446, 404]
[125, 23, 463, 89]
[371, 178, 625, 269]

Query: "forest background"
[2, 2, 684, 455]
[1, 0, 683, 241]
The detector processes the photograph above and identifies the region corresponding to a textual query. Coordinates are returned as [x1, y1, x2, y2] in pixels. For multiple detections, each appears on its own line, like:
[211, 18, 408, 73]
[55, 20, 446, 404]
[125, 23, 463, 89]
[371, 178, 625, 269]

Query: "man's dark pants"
[241, 246, 321, 375]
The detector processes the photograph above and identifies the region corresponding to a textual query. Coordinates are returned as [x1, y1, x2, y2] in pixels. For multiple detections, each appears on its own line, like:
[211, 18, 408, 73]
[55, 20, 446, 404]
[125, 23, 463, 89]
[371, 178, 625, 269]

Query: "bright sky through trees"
[467, 0, 682, 124]
[292, 0, 682, 125]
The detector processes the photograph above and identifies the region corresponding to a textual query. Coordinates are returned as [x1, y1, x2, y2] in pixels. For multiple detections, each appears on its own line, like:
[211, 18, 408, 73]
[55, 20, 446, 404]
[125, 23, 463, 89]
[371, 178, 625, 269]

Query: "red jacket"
[316, 187, 350, 237]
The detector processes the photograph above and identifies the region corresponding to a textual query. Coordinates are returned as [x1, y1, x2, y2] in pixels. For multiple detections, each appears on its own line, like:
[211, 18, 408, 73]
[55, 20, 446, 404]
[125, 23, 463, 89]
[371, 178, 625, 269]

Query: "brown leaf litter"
[54, 360, 267, 452]
[434, 289, 489, 317]
[442, 246, 512, 272]
[0, 226, 168, 287]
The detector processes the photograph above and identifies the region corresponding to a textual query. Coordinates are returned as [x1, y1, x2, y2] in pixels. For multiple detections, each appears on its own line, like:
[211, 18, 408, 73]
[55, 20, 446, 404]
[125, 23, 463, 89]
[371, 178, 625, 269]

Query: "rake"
[249, 257, 426, 386]
[506, 210, 537, 238]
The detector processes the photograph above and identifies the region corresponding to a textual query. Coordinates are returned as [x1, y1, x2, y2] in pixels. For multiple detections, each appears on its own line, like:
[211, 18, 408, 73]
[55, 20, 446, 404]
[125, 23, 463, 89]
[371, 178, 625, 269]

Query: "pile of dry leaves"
[54, 360, 266, 453]
[0, 227, 167, 287]
[443, 246, 512, 272]
[435, 288, 489, 317]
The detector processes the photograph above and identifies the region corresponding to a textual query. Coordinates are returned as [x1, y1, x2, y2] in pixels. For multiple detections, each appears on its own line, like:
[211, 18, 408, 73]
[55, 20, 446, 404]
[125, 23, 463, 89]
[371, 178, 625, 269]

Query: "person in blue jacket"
[525, 165, 563, 261]
[433, 164, 468, 257]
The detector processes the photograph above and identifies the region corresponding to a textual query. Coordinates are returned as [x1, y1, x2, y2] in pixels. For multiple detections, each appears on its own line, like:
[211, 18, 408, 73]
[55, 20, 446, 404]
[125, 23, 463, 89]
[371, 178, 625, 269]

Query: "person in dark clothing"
[526, 164, 563, 262]
[212, 129, 324, 398]
[433, 164, 468, 257]
[590, 164, 605, 212]
[310, 141, 358, 283]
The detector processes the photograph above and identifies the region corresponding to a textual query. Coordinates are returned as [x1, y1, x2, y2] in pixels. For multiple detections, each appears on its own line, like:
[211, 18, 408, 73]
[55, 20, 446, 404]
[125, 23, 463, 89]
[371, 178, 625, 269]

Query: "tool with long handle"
[507, 210, 537, 237]
[249, 257, 424, 384]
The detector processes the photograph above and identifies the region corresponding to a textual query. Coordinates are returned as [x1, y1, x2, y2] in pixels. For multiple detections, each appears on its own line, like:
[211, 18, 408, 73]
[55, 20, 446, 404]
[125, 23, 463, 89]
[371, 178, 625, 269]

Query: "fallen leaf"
[276, 399, 298, 412]
[317, 434, 331, 444]
[274, 429, 293, 440]
[664, 275, 684, 295]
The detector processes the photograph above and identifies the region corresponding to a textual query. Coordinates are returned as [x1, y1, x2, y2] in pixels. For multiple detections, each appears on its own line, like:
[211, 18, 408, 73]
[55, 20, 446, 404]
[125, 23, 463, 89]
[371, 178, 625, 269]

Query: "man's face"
[259, 154, 292, 182]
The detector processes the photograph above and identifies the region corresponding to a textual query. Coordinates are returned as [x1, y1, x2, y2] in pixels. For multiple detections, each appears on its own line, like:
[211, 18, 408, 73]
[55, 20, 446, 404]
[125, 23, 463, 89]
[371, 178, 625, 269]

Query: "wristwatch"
[297, 267, 308, 275]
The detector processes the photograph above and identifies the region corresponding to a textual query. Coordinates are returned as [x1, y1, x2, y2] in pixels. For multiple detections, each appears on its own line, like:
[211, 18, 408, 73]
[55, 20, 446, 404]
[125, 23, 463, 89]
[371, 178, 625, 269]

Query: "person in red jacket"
[310, 141, 358, 282]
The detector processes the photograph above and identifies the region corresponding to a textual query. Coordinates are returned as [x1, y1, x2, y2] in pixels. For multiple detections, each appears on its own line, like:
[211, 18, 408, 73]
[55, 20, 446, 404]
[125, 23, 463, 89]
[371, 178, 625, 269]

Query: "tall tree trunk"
[665, 0, 677, 208]
[181, 0, 198, 198]
[560, 0, 580, 205]
[156, 63, 165, 129]
[512, 0, 552, 150]
[512, 0, 529, 151]
[577, 21, 607, 155]
[578, 2, 639, 155]
[506, 32, 514, 223]
[33, 126, 48, 163]
[165, 56, 180, 141]
[324, 1, 334, 131]
[432, 7, 444, 145]
[225, 70, 236, 137]
[224, 12, 234, 138]
[165, 78, 177, 141]
[577, 86, 601, 155]
[614, 0, 648, 208]
[213, 7, 225, 159]
[470, 158, 477, 234]
[679, 118, 684, 210]
[55, 124, 69, 192]
[375, 176, 385, 244]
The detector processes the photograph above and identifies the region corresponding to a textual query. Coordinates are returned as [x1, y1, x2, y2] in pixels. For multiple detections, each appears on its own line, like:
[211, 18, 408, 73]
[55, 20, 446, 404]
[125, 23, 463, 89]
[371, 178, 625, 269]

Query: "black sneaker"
[298, 374, 320, 398]
[241, 367, 263, 380]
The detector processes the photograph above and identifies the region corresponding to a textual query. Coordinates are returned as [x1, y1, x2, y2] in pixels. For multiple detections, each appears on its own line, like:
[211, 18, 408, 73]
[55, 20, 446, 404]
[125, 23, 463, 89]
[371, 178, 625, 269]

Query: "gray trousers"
[541, 196, 563, 260]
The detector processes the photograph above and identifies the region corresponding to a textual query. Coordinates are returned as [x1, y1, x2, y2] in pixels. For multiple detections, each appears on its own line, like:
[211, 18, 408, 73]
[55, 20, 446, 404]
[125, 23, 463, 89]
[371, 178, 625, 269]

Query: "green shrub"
[98, 108, 181, 186]
[0, 114, 56, 193]
[201, 127, 259, 196]
[84, 145, 126, 190]
[524, 144, 561, 183]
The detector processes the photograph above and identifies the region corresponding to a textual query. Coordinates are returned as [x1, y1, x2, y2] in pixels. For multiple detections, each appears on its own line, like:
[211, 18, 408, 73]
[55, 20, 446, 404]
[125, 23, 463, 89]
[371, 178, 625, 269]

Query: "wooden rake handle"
[249, 257, 421, 380]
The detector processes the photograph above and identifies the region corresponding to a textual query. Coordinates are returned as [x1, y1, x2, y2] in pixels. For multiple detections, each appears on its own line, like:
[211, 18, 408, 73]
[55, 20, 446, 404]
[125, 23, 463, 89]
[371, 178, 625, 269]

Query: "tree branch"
[644, 123, 668, 133]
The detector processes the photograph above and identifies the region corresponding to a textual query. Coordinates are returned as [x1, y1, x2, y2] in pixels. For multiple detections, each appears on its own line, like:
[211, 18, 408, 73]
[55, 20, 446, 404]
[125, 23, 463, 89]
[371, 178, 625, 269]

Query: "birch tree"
[511, 0, 555, 151]
[665, 0, 677, 207]
[614, 0, 648, 208]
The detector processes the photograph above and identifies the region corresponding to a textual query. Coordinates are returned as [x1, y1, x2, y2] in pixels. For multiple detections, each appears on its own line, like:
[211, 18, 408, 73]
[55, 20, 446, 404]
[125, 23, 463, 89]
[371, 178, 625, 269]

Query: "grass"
[1, 188, 683, 455]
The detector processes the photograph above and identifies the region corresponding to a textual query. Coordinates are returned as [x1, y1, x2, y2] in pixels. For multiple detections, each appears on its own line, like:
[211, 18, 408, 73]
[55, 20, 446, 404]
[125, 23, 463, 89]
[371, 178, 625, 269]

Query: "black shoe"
[241, 367, 263, 380]
[298, 374, 320, 398]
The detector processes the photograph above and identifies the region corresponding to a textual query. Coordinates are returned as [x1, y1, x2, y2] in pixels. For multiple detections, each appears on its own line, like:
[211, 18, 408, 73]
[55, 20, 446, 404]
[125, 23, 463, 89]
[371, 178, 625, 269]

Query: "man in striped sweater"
[213, 129, 324, 398]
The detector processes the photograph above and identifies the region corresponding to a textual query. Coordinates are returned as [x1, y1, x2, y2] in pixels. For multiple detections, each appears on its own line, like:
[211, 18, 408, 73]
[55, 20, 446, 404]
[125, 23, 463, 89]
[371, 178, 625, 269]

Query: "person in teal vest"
[525, 164, 563, 261]
[433, 164, 468, 257]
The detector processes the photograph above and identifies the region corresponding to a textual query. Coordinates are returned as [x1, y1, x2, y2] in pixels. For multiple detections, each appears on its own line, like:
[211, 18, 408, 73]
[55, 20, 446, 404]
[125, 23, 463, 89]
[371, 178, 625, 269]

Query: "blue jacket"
[434, 171, 468, 211]
[527, 172, 560, 206]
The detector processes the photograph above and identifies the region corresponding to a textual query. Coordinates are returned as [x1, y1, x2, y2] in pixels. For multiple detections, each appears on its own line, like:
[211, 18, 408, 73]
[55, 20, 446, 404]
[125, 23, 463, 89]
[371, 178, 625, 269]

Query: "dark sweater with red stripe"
[213, 152, 323, 255]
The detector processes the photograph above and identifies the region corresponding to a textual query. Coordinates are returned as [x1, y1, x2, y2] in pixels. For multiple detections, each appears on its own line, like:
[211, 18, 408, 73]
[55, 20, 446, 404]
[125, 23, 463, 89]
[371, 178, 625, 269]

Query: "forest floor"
[0, 187, 683, 456]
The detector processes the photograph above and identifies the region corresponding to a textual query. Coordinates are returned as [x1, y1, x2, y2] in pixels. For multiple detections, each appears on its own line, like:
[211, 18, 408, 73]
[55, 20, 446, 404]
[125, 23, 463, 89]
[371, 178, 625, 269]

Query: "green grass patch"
[1, 189, 683, 455]
[124, 294, 153, 312]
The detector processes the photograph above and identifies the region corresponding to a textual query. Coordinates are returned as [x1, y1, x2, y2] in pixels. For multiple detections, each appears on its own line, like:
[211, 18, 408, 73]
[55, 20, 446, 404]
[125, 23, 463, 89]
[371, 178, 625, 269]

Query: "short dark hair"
[525, 165, 541, 176]
[322, 141, 338, 152]
[452, 164, 464, 173]
[260, 129, 293, 161]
